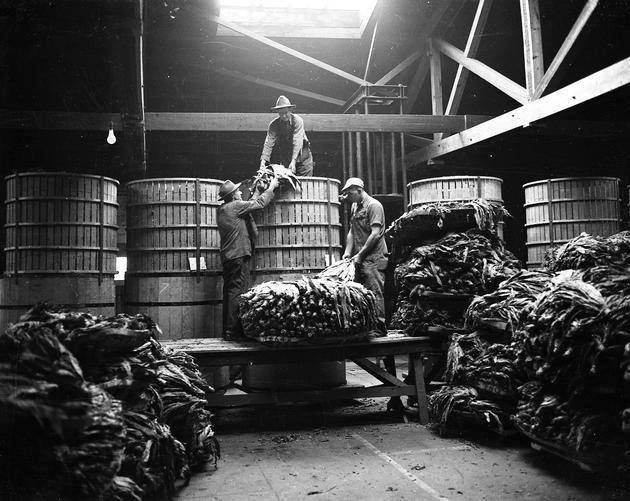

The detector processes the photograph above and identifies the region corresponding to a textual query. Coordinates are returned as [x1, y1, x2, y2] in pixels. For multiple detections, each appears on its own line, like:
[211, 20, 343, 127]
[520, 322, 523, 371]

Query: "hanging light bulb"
[106, 121, 116, 145]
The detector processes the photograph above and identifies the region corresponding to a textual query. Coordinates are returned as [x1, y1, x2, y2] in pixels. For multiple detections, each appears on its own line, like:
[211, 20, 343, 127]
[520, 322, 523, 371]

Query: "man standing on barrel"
[217, 176, 279, 339]
[340, 177, 388, 334]
[259, 95, 313, 176]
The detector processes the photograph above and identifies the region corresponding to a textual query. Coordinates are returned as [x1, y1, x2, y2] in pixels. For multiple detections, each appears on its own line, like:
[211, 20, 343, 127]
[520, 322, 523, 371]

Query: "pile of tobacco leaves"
[429, 333, 525, 434]
[465, 270, 553, 333]
[386, 199, 509, 246]
[391, 230, 520, 334]
[0, 304, 219, 500]
[239, 277, 379, 344]
[512, 265, 630, 468]
[545, 231, 630, 271]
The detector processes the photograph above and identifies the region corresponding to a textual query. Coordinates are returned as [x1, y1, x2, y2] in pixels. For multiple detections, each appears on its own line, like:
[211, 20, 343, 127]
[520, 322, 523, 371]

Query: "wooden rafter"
[374, 50, 422, 86]
[404, 57, 630, 166]
[534, 0, 599, 98]
[214, 68, 345, 106]
[209, 15, 369, 86]
[404, 0, 453, 113]
[520, 0, 544, 99]
[434, 37, 529, 105]
[445, 0, 493, 115]
[429, 38, 443, 142]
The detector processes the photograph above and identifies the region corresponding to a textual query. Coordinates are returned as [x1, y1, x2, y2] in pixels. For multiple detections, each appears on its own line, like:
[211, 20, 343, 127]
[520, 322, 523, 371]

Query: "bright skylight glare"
[220, 0, 377, 21]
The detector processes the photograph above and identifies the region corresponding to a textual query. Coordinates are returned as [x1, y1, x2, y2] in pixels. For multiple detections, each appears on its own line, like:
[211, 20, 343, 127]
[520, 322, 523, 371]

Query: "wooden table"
[164, 332, 441, 424]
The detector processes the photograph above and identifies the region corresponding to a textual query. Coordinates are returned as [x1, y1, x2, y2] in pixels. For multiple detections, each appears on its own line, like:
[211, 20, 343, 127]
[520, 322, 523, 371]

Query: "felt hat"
[218, 179, 241, 200]
[270, 95, 296, 111]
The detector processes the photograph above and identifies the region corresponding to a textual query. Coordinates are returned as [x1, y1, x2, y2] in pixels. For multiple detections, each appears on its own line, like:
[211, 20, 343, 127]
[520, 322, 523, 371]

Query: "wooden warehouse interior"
[2, 2, 630, 499]
[2, 0, 629, 264]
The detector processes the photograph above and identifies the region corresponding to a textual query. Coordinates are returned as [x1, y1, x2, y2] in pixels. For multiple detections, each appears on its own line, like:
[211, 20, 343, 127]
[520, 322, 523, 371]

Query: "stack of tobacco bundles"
[386, 199, 509, 246]
[0, 304, 219, 501]
[391, 230, 520, 334]
[239, 276, 379, 344]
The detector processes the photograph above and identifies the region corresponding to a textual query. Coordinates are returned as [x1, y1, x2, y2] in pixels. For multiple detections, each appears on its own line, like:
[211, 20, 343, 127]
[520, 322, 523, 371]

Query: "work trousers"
[358, 256, 388, 332]
[222, 256, 251, 338]
[295, 147, 313, 176]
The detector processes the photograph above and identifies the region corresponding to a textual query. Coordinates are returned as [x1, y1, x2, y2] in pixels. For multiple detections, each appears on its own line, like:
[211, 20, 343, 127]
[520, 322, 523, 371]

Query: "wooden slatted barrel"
[1, 172, 118, 330]
[253, 177, 343, 283]
[524, 177, 621, 268]
[124, 178, 223, 340]
[408, 176, 505, 238]
[244, 177, 346, 390]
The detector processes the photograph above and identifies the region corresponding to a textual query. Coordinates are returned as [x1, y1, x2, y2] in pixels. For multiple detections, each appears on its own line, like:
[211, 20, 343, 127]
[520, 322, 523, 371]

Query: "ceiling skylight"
[217, 0, 377, 39]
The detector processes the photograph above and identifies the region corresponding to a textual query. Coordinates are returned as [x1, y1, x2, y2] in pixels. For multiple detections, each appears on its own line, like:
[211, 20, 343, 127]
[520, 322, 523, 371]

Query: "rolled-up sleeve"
[291, 115, 305, 162]
[260, 122, 277, 162]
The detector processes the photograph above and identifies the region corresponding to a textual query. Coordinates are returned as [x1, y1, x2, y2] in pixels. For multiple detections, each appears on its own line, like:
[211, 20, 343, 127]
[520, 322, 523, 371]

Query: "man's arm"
[260, 124, 277, 168]
[342, 228, 354, 259]
[237, 177, 279, 215]
[288, 115, 305, 173]
[351, 224, 382, 263]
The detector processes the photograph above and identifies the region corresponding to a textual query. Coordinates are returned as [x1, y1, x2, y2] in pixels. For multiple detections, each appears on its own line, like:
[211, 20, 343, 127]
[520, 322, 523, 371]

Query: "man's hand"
[288, 160, 296, 173]
[268, 176, 280, 190]
[350, 254, 361, 264]
[259, 159, 267, 170]
[342, 252, 351, 260]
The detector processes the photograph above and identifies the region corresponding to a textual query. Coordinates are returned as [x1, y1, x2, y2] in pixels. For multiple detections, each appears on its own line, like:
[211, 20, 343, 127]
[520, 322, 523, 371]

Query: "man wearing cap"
[218, 176, 280, 339]
[259, 95, 313, 176]
[341, 177, 389, 333]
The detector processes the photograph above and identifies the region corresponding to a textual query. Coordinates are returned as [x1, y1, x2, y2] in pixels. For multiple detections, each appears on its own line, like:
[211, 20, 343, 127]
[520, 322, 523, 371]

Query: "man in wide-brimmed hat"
[217, 176, 279, 339]
[340, 177, 388, 334]
[259, 95, 313, 176]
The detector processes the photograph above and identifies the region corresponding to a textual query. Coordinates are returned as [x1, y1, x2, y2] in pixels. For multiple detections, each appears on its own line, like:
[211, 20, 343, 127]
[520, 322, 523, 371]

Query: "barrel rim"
[125, 177, 224, 187]
[5, 172, 120, 185]
[295, 177, 340, 184]
[523, 177, 621, 189]
[408, 176, 503, 187]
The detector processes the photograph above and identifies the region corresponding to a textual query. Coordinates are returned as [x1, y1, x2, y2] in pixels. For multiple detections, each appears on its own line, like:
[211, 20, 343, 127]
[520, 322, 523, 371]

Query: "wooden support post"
[355, 110, 363, 180]
[347, 131, 355, 177]
[364, 99, 373, 192]
[380, 132, 386, 193]
[135, 0, 147, 177]
[429, 38, 444, 143]
[390, 132, 397, 194]
[399, 87, 408, 209]
[519, 0, 544, 100]
[342, 132, 348, 182]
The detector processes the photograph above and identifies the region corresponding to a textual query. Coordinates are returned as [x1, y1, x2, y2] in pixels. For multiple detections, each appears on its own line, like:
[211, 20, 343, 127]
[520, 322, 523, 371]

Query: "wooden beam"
[363, 19, 379, 82]
[519, 0, 544, 99]
[404, 57, 630, 166]
[429, 38, 443, 142]
[374, 50, 422, 86]
[215, 67, 345, 106]
[534, 0, 598, 99]
[209, 15, 368, 86]
[434, 37, 529, 105]
[405, 134, 434, 147]
[445, 0, 493, 115]
[403, 0, 453, 113]
[0, 111, 491, 133]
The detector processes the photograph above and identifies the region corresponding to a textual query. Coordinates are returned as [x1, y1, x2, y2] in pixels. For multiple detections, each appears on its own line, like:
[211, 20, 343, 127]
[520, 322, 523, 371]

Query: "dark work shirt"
[218, 189, 274, 262]
[350, 192, 388, 260]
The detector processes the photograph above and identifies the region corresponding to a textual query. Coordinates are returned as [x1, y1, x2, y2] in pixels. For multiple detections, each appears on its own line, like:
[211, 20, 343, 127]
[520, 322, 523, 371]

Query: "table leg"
[383, 355, 404, 413]
[411, 353, 429, 424]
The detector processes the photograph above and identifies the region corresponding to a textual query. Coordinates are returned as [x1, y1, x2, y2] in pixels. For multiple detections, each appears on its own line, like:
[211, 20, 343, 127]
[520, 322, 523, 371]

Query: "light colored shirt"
[260, 113, 309, 165]
[350, 192, 388, 260]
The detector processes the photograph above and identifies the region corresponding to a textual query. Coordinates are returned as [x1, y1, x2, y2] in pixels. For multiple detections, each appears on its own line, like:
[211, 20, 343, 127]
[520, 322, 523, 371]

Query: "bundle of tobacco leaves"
[392, 230, 520, 333]
[249, 163, 301, 194]
[0, 304, 220, 500]
[545, 231, 630, 271]
[0, 324, 127, 500]
[445, 332, 489, 383]
[316, 258, 357, 282]
[395, 230, 520, 296]
[240, 277, 379, 344]
[386, 199, 509, 246]
[513, 384, 626, 463]
[465, 270, 553, 332]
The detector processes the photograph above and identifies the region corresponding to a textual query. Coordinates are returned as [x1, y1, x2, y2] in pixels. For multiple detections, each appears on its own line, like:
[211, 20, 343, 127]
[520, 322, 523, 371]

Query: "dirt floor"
[177, 360, 630, 501]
